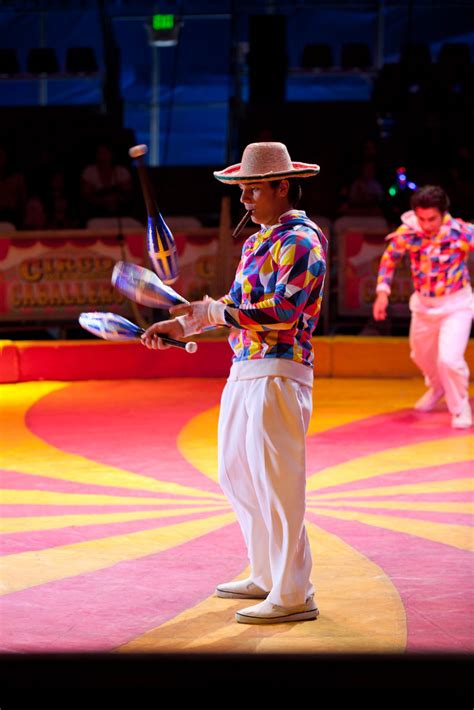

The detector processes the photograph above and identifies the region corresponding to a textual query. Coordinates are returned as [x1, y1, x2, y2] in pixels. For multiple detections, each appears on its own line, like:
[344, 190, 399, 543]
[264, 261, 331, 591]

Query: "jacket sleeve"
[376, 230, 408, 294]
[457, 219, 474, 250]
[219, 261, 243, 309]
[221, 234, 326, 332]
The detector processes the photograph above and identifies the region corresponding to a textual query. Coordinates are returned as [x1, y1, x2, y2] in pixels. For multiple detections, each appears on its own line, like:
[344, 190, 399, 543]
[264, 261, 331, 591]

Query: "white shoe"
[235, 596, 319, 624]
[216, 578, 269, 599]
[414, 388, 444, 412]
[452, 401, 472, 429]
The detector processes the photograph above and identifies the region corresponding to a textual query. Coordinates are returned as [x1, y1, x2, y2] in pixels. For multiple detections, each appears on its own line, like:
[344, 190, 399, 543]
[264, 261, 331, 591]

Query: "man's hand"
[141, 318, 185, 350]
[169, 296, 225, 336]
[373, 292, 389, 321]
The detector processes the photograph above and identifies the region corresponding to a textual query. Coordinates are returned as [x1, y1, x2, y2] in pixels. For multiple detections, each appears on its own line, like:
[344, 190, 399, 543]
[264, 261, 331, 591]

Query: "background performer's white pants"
[409, 286, 473, 415]
[218, 374, 314, 607]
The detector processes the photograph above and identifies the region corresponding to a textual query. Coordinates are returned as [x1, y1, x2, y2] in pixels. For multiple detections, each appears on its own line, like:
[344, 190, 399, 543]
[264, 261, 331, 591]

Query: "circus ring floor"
[1, 373, 472, 675]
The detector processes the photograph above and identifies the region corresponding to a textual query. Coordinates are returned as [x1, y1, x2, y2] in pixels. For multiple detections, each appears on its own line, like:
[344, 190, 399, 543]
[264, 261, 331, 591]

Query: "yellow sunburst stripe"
[0, 489, 226, 507]
[309, 507, 473, 551]
[175, 381, 425, 482]
[311, 500, 472, 513]
[307, 378, 429, 436]
[0, 382, 224, 501]
[118, 519, 406, 654]
[176, 380, 474, 485]
[0, 512, 236, 596]
[307, 437, 474, 492]
[0, 506, 231, 534]
[177, 405, 220, 481]
[309, 477, 473, 500]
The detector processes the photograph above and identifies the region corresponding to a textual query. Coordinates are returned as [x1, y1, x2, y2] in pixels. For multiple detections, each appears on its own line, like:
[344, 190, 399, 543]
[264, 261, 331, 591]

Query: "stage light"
[389, 168, 417, 199]
[395, 167, 417, 192]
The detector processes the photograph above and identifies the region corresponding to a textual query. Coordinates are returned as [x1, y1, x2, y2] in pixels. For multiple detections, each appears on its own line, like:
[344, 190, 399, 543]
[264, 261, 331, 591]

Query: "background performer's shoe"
[414, 388, 444, 412]
[235, 596, 319, 624]
[216, 578, 269, 599]
[452, 401, 472, 429]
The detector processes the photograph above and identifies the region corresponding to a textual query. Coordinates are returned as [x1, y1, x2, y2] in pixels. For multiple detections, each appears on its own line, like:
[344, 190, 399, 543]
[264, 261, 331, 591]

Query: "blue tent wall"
[1, 4, 473, 166]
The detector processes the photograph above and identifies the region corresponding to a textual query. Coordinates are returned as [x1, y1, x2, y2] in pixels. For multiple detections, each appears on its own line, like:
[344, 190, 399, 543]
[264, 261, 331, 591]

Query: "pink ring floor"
[0, 377, 472, 654]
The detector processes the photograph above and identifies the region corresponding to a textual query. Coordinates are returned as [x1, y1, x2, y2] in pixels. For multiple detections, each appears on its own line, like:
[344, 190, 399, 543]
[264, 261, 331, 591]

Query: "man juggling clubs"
[142, 142, 327, 624]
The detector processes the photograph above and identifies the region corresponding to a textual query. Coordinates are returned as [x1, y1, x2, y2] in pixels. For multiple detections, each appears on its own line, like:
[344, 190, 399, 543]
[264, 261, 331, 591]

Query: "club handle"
[161, 335, 197, 353]
[136, 160, 160, 218]
[139, 328, 197, 354]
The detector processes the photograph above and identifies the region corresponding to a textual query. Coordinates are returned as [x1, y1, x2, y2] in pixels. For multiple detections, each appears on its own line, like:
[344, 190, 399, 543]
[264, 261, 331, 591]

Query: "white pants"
[218, 375, 314, 607]
[409, 286, 473, 415]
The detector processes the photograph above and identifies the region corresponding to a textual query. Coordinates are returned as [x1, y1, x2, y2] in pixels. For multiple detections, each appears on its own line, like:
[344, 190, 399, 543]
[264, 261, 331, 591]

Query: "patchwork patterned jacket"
[220, 210, 327, 368]
[376, 210, 474, 298]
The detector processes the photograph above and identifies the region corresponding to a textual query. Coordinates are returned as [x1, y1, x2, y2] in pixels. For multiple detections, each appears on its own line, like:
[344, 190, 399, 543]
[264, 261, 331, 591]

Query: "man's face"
[414, 207, 444, 237]
[239, 180, 288, 227]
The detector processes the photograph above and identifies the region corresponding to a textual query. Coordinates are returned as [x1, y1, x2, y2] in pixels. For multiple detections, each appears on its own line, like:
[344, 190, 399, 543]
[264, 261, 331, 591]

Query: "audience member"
[22, 196, 48, 230]
[80, 143, 132, 219]
[339, 160, 385, 216]
[0, 146, 27, 226]
[45, 168, 80, 228]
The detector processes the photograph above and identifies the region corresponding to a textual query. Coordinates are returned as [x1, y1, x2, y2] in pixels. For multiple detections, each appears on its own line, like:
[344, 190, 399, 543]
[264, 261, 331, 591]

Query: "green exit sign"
[152, 14, 175, 31]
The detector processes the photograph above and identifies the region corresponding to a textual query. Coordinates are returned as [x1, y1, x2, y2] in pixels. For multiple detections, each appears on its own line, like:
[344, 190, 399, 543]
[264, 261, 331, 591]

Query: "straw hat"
[213, 142, 320, 184]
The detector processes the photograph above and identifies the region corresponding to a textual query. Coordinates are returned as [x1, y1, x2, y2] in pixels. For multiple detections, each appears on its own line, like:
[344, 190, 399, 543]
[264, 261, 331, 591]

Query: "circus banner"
[0, 233, 145, 322]
[338, 230, 412, 317]
[339, 229, 474, 318]
[0, 230, 237, 323]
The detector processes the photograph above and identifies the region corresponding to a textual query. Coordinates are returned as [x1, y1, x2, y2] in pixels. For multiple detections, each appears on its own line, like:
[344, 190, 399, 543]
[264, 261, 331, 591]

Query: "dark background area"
[1, 0, 474, 337]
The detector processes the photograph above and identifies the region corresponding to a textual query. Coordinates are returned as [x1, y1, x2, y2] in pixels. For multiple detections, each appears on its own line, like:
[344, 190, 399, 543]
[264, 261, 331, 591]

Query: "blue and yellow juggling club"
[111, 261, 189, 310]
[78, 311, 197, 353]
[129, 144, 179, 284]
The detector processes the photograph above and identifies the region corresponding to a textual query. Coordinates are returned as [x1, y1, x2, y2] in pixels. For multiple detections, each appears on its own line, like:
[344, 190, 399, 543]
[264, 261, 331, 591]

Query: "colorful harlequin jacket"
[220, 210, 327, 368]
[376, 211, 474, 298]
